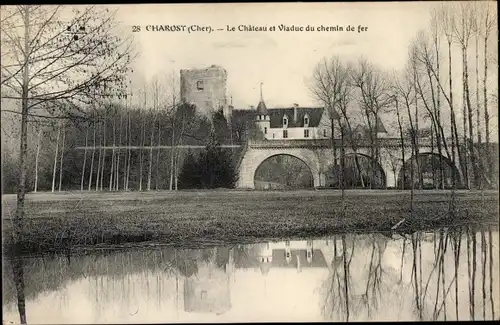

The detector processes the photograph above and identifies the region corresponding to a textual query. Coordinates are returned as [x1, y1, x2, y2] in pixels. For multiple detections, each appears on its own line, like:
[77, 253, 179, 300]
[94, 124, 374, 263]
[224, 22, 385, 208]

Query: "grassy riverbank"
[2, 189, 498, 254]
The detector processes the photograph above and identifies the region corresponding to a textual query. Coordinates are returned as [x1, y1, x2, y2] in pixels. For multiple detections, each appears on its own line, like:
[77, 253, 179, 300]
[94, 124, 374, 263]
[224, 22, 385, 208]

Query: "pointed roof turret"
[256, 82, 268, 115]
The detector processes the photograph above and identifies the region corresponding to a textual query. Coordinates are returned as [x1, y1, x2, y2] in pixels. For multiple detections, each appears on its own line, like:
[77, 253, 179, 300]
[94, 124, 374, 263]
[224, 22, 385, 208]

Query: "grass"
[2, 189, 499, 255]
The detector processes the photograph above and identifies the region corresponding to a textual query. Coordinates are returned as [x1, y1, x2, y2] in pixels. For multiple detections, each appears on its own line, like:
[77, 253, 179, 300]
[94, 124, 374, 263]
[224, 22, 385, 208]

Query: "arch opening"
[396, 152, 462, 189]
[325, 153, 386, 189]
[254, 154, 314, 190]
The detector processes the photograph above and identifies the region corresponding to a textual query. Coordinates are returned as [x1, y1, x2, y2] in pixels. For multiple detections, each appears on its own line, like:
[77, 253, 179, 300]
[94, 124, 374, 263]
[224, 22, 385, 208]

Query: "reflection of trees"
[321, 235, 355, 321]
[360, 235, 389, 318]
[409, 226, 497, 321]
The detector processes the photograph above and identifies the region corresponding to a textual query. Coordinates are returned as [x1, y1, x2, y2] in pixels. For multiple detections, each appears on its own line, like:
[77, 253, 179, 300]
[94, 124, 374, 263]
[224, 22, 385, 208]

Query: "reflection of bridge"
[237, 137, 462, 189]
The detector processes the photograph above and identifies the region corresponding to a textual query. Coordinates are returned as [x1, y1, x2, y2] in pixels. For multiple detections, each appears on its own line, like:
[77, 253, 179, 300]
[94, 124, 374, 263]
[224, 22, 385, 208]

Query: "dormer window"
[196, 80, 204, 91]
[304, 115, 309, 127]
[283, 115, 288, 128]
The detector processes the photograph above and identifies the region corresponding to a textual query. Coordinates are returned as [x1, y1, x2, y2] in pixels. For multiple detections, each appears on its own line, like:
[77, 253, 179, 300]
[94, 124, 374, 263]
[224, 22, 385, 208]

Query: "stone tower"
[180, 65, 230, 121]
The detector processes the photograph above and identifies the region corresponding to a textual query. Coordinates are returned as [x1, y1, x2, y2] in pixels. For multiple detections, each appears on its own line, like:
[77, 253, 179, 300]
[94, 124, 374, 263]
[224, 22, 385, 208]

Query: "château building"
[179, 65, 389, 142]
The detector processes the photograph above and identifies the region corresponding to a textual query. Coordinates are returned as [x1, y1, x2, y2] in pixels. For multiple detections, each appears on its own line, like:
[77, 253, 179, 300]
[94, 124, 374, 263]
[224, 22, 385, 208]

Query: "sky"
[113, 2, 436, 109]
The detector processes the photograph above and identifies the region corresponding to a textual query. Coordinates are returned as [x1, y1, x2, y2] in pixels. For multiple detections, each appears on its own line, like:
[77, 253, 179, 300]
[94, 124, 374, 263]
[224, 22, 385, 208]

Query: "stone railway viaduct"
[76, 137, 462, 189]
[236, 137, 462, 189]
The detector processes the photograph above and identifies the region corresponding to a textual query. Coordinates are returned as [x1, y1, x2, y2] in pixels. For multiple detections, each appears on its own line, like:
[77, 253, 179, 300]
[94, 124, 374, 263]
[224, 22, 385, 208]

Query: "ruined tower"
[180, 65, 231, 122]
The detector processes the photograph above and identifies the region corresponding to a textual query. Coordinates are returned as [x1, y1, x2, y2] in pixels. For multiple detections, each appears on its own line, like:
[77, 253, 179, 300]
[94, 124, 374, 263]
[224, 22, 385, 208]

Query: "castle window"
[304, 129, 309, 138]
[323, 129, 327, 137]
[304, 115, 309, 126]
[272, 133, 275, 139]
[283, 130, 288, 138]
[264, 127, 267, 134]
[196, 80, 204, 91]
[283, 116, 288, 128]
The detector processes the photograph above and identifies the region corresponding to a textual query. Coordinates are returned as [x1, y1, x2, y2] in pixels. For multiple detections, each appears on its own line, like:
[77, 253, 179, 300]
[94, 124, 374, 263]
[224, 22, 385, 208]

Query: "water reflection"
[3, 227, 499, 323]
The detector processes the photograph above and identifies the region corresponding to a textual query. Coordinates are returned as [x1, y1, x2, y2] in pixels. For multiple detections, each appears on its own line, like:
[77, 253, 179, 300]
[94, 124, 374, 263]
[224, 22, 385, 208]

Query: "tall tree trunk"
[58, 123, 65, 192]
[395, 98, 405, 189]
[80, 126, 88, 191]
[147, 109, 155, 191]
[483, 33, 490, 186]
[126, 107, 132, 191]
[123, 104, 128, 190]
[116, 109, 123, 191]
[109, 112, 116, 191]
[463, 45, 478, 188]
[461, 46, 470, 189]
[435, 30, 444, 189]
[339, 120, 346, 211]
[448, 40, 461, 189]
[34, 128, 41, 193]
[15, 5, 31, 249]
[139, 108, 146, 191]
[96, 120, 102, 191]
[475, 32, 482, 188]
[52, 123, 61, 193]
[88, 120, 96, 191]
[169, 99, 176, 191]
[155, 110, 162, 191]
[100, 118, 107, 191]
[174, 110, 187, 191]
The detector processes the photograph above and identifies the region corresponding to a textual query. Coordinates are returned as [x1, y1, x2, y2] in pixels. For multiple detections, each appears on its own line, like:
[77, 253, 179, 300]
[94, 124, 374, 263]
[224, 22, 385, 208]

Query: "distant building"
[178, 65, 388, 141]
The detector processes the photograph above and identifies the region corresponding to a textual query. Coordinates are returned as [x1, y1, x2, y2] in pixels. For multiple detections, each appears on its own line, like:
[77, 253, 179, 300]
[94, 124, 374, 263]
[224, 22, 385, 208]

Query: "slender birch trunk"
[475, 31, 482, 188]
[88, 119, 96, 191]
[147, 105, 155, 191]
[109, 111, 116, 191]
[155, 109, 162, 190]
[123, 101, 128, 190]
[139, 91, 147, 191]
[80, 126, 88, 191]
[96, 120, 102, 191]
[126, 102, 132, 191]
[52, 122, 61, 193]
[116, 109, 123, 191]
[58, 123, 65, 192]
[169, 98, 176, 190]
[100, 117, 107, 191]
[34, 128, 41, 193]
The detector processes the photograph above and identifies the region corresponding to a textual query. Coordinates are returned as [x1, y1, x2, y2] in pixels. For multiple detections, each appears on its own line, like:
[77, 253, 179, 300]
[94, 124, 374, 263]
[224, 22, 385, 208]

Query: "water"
[3, 228, 499, 323]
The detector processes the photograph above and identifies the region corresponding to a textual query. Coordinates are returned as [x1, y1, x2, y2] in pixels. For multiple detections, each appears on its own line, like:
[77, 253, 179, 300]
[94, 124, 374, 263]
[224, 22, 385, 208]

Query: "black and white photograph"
[1, 1, 499, 323]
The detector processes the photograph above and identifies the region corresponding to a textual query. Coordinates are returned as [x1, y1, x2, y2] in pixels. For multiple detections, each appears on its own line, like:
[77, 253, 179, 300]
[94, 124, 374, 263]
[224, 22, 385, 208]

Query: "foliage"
[178, 113, 238, 189]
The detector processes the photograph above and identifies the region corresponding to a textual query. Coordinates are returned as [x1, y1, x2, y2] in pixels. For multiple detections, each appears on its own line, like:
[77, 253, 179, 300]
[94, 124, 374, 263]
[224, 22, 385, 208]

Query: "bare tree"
[95, 119, 102, 191]
[1, 5, 134, 238]
[58, 122, 65, 192]
[88, 117, 96, 190]
[453, 1, 477, 188]
[480, 2, 497, 186]
[309, 56, 358, 195]
[351, 58, 392, 188]
[147, 79, 157, 191]
[33, 127, 42, 192]
[51, 121, 61, 193]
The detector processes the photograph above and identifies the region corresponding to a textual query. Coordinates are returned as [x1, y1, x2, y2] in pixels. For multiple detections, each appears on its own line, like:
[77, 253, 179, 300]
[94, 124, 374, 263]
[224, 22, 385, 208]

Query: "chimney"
[293, 103, 298, 123]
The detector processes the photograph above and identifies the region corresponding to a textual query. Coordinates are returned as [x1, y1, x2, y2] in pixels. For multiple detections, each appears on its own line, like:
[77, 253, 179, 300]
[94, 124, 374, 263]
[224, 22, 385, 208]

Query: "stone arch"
[396, 152, 462, 189]
[324, 152, 387, 189]
[254, 153, 315, 189]
[237, 148, 321, 189]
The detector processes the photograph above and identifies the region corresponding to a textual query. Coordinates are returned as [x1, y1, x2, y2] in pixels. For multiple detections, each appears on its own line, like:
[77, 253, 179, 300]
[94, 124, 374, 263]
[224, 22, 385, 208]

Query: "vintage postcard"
[1, 1, 498, 323]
